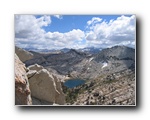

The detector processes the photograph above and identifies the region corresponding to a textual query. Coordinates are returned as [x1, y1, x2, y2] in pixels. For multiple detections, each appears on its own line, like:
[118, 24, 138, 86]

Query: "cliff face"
[27, 64, 65, 105]
[15, 54, 32, 105]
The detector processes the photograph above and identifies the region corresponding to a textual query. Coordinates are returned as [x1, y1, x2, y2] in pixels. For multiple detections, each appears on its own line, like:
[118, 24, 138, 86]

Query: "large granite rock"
[52, 74, 65, 105]
[15, 54, 32, 105]
[27, 64, 65, 105]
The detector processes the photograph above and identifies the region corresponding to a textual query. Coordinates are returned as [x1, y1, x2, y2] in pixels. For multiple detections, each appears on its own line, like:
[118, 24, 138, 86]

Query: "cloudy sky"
[15, 15, 135, 50]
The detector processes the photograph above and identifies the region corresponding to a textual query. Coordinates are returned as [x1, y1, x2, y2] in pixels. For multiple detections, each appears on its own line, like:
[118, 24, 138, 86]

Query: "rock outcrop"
[27, 64, 65, 105]
[15, 46, 34, 62]
[15, 54, 32, 105]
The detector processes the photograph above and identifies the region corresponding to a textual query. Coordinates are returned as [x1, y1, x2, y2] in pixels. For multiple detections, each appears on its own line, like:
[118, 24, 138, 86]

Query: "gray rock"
[27, 64, 65, 105]
[15, 54, 32, 105]
[28, 64, 44, 71]
[32, 97, 53, 105]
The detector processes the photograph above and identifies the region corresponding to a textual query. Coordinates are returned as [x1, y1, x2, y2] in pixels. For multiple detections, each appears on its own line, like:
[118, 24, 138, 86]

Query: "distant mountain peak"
[95, 45, 135, 62]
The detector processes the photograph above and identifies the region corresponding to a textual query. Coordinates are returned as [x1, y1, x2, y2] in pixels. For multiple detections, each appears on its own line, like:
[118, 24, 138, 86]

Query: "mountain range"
[23, 46, 102, 54]
[21, 45, 135, 79]
[15, 45, 135, 105]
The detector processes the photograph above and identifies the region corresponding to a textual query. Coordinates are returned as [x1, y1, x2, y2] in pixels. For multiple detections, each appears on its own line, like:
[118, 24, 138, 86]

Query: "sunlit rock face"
[15, 54, 32, 105]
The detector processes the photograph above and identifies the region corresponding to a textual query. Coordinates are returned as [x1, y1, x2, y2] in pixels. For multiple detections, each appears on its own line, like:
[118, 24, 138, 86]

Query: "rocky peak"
[95, 45, 135, 62]
[67, 49, 87, 56]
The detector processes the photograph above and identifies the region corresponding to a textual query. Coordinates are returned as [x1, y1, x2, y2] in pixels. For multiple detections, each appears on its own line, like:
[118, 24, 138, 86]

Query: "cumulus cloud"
[87, 17, 102, 26]
[15, 15, 135, 50]
[15, 15, 85, 49]
[86, 15, 135, 48]
[44, 29, 85, 49]
[15, 15, 51, 41]
[15, 15, 51, 49]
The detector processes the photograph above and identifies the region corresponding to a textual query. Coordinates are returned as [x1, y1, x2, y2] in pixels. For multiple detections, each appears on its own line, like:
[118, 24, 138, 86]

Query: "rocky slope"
[15, 54, 32, 105]
[67, 68, 135, 105]
[73, 46, 135, 79]
[24, 49, 87, 74]
[15, 46, 34, 62]
[94, 45, 135, 62]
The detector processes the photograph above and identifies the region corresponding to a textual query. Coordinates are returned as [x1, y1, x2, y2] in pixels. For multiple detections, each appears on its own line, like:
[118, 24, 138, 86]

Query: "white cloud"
[86, 15, 136, 48]
[15, 15, 85, 49]
[45, 29, 85, 42]
[64, 29, 85, 41]
[15, 15, 51, 39]
[53, 15, 63, 19]
[87, 17, 102, 26]
[15, 15, 51, 49]
[44, 29, 85, 49]
[15, 15, 135, 50]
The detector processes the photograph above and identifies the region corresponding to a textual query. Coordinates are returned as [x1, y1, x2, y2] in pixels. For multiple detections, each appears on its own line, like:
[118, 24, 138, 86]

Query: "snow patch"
[102, 62, 108, 68]
[89, 57, 94, 62]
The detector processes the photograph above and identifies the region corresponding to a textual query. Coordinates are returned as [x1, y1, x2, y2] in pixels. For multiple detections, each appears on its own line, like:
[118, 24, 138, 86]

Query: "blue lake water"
[64, 79, 85, 88]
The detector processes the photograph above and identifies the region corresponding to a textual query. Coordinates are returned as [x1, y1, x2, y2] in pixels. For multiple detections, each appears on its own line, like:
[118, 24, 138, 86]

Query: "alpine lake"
[64, 79, 85, 88]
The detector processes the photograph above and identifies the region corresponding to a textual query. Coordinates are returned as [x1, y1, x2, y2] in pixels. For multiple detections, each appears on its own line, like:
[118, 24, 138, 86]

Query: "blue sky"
[42, 15, 131, 32]
[15, 15, 135, 50]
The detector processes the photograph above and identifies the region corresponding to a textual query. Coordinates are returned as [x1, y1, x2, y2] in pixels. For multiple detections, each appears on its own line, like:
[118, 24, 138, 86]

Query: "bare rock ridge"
[27, 64, 65, 105]
[15, 46, 34, 62]
[22, 45, 135, 80]
[94, 45, 135, 62]
[15, 54, 32, 105]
